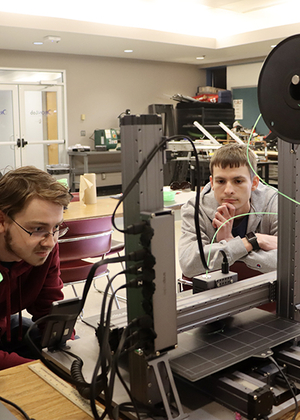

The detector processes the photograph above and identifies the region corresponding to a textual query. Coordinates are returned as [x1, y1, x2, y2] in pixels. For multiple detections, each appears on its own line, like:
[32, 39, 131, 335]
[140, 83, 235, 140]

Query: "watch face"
[247, 232, 255, 239]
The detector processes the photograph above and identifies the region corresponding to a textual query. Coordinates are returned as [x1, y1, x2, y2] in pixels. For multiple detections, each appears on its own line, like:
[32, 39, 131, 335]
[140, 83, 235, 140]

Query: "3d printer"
[33, 34, 300, 420]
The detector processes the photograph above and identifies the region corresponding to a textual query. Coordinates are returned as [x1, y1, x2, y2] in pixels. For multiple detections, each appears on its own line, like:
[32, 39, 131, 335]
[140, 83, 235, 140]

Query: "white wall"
[0, 50, 205, 148]
[227, 62, 264, 90]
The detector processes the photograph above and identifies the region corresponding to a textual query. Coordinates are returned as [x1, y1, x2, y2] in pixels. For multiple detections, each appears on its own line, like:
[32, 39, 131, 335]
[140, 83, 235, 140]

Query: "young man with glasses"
[178, 143, 278, 279]
[0, 166, 71, 369]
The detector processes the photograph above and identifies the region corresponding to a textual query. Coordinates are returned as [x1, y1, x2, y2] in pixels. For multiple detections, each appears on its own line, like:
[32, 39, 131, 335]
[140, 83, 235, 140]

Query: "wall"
[231, 86, 269, 135]
[227, 62, 263, 90]
[226, 62, 269, 134]
[0, 50, 205, 148]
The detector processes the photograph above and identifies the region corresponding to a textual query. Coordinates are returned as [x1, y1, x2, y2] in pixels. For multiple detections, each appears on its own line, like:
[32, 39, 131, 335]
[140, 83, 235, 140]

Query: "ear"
[251, 175, 259, 191]
[210, 175, 214, 190]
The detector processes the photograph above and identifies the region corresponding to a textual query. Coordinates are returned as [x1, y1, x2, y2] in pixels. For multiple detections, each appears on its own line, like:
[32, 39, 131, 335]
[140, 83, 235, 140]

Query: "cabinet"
[176, 101, 235, 138]
[68, 151, 122, 191]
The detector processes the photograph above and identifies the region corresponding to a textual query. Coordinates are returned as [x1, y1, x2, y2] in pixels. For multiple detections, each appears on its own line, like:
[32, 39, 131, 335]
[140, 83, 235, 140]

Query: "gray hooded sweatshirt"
[178, 181, 278, 278]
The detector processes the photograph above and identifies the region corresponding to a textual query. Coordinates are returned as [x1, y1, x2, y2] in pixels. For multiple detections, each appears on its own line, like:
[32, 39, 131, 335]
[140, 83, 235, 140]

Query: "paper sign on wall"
[233, 99, 243, 120]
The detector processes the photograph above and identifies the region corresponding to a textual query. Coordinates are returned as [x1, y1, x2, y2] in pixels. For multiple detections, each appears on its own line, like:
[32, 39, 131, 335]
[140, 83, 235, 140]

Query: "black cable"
[81, 249, 147, 314]
[25, 314, 96, 388]
[88, 275, 135, 419]
[186, 138, 209, 272]
[111, 133, 208, 270]
[0, 396, 35, 420]
[24, 256, 146, 420]
[86, 270, 134, 419]
[111, 136, 169, 234]
[26, 131, 209, 419]
[108, 317, 141, 420]
[102, 280, 160, 420]
[99, 284, 129, 418]
[22, 234, 150, 420]
[95, 280, 148, 420]
[111, 324, 164, 420]
[25, 313, 110, 409]
[219, 249, 229, 274]
[81, 270, 127, 331]
[268, 355, 299, 420]
[81, 255, 127, 311]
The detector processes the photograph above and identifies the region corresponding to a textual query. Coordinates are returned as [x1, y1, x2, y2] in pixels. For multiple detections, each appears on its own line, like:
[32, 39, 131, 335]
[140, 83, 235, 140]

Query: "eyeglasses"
[170, 181, 191, 191]
[9, 217, 69, 240]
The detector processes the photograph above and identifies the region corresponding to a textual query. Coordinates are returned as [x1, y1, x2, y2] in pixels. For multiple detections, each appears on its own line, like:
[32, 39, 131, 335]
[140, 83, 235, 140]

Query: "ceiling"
[0, 0, 300, 67]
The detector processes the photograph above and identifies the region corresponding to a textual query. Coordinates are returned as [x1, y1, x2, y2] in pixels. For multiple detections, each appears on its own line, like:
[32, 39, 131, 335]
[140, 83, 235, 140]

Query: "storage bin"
[218, 90, 232, 104]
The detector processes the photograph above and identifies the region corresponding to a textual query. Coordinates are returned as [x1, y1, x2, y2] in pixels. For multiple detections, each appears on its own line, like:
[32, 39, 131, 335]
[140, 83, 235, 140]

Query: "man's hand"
[212, 202, 236, 242]
[256, 233, 277, 251]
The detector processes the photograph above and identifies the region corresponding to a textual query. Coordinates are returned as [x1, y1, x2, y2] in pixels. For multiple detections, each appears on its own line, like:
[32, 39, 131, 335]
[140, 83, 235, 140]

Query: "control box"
[193, 270, 238, 293]
[94, 128, 119, 150]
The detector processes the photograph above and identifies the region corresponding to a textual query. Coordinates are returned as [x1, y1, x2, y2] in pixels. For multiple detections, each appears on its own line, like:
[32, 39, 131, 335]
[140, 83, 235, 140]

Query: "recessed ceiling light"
[33, 42, 43, 45]
[44, 35, 61, 43]
[196, 56, 205, 60]
[271, 44, 277, 48]
[124, 49, 133, 53]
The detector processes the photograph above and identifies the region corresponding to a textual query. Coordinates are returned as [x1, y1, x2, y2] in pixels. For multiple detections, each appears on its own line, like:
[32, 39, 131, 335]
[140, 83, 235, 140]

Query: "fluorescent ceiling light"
[124, 49, 133, 53]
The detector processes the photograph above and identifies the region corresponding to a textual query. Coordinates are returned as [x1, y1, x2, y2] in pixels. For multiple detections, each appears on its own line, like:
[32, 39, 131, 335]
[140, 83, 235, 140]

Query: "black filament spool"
[258, 34, 300, 144]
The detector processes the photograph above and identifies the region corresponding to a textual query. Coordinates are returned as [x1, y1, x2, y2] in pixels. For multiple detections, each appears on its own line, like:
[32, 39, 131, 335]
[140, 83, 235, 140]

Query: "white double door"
[0, 84, 66, 173]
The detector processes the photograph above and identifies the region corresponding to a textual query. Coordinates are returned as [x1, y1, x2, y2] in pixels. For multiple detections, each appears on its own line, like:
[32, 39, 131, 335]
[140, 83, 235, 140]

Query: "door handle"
[17, 138, 28, 148]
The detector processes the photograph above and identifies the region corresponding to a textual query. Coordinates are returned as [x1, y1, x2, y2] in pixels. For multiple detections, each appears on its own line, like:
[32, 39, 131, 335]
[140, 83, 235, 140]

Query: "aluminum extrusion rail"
[109, 271, 277, 334]
[176, 271, 277, 332]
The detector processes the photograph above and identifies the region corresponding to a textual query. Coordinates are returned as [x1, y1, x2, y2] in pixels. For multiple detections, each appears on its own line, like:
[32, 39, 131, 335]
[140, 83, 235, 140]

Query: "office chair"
[177, 274, 193, 292]
[58, 216, 124, 309]
[70, 192, 80, 202]
[106, 238, 125, 270]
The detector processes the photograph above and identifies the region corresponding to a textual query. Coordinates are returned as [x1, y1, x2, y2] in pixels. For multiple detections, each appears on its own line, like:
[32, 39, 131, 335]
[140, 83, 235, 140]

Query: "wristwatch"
[245, 232, 260, 251]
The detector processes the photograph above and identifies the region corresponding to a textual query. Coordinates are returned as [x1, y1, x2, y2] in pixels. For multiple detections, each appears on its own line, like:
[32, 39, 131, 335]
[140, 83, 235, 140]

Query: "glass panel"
[20, 87, 62, 170]
[0, 70, 63, 84]
[0, 89, 16, 171]
[0, 69, 67, 173]
[45, 91, 59, 165]
[22, 90, 48, 169]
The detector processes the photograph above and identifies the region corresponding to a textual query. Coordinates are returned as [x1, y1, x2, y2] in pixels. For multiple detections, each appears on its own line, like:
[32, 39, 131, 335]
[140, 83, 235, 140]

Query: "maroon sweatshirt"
[0, 243, 64, 369]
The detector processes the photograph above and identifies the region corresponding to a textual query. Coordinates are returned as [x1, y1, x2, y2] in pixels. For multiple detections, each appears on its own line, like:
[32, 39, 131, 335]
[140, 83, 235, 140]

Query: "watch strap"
[245, 232, 260, 251]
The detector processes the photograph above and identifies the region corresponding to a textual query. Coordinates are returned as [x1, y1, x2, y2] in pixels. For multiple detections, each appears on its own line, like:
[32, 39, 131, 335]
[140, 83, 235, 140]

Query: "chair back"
[59, 216, 113, 262]
[58, 216, 124, 309]
[70, 192, 80, 202]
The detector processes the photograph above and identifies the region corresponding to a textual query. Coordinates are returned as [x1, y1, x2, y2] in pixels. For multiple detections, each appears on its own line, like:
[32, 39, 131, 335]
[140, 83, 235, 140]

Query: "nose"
[224, 181, 234, 195]
[40, 233, 57, 247]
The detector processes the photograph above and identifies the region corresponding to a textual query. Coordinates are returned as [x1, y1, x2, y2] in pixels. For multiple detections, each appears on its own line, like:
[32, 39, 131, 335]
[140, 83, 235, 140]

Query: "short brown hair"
[0, 166, 71, 217]
[209, 143, 257, 178]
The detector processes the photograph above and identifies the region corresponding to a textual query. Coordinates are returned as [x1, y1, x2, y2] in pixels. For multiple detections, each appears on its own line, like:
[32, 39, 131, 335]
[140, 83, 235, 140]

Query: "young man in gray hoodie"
[178, 143, 278, 278]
